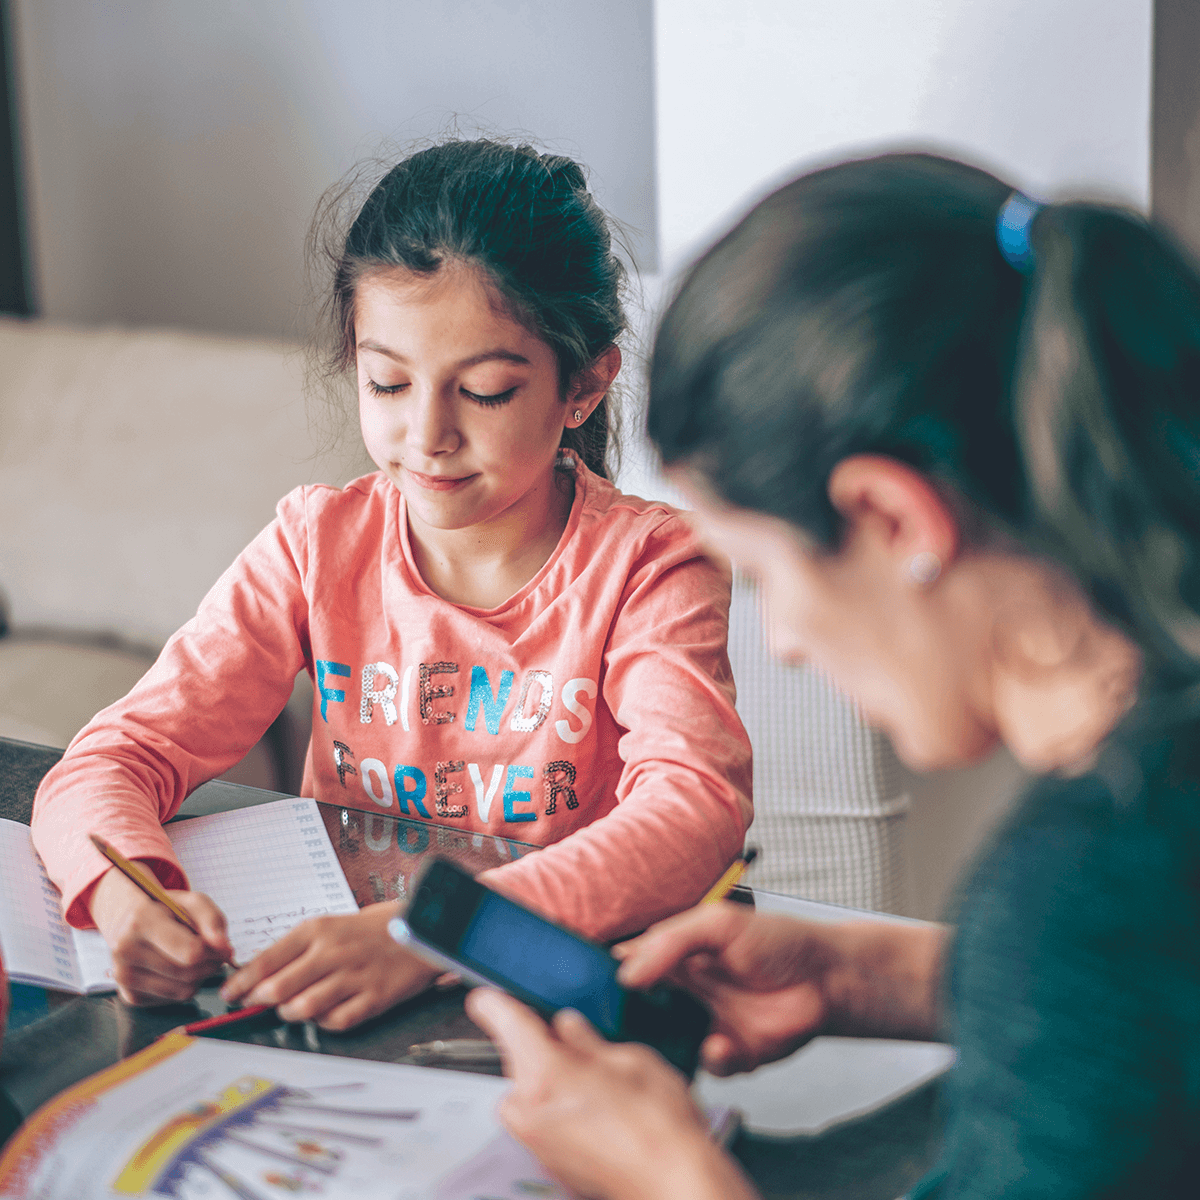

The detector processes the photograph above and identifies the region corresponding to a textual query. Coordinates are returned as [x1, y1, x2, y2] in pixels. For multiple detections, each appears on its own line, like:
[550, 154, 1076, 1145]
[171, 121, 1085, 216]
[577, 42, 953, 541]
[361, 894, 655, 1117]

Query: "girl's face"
[355, 264, 594, 539]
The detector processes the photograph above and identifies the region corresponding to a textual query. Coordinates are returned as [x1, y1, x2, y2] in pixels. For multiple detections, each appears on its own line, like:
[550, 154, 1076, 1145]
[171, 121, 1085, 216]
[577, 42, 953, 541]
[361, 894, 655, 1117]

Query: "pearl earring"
[907, 551, 942, 585]
[573, 409, 583, 424]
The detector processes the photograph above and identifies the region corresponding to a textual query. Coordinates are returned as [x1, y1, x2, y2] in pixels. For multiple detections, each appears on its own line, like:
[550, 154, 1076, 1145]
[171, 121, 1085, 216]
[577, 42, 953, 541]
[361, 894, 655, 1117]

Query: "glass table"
[0, 736, 942, 1198]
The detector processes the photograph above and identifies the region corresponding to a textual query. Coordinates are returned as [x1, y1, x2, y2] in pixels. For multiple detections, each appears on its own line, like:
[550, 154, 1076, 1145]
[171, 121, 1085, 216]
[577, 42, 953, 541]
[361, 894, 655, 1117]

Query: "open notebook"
[0, 798, 358, 993]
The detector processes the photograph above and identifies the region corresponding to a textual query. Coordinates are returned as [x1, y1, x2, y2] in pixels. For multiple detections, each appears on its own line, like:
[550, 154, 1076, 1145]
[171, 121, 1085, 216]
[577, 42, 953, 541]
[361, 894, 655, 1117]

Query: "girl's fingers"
[134, 906, 226, 978]
[314, 991, 382, 1032]
[275, 973, 357, 1025]
[239, 947, 328, 1008]
[222, 927, 309, 1001]
[172, 891, 234, 961]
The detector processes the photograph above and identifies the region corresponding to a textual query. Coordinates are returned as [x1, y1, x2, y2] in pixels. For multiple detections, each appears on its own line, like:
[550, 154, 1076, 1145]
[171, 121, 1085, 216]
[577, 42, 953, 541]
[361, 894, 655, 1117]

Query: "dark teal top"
[912, 698, 1200, 1198]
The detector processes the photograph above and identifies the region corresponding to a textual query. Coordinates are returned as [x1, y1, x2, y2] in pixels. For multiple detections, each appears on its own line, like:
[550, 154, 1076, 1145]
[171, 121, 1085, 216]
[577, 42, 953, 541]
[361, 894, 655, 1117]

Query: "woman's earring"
[573, 409, 583, 424]
[907, 551, 942, 586]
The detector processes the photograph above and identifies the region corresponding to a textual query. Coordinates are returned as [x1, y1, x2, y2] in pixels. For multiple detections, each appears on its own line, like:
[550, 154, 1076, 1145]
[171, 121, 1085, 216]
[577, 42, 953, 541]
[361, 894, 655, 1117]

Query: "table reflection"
[319, 805, 538, 909]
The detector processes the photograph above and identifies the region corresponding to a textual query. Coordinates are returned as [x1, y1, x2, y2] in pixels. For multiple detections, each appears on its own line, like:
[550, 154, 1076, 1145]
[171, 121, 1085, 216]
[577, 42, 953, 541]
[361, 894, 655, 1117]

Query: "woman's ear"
[827, 455, 959, 579]
[566, 345, 622, 426]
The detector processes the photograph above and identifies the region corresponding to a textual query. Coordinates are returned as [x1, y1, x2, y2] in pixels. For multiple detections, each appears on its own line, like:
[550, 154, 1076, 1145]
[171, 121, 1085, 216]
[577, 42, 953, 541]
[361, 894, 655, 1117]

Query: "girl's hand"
[466, 989, 758, 1200]
[614, 904, 947, 1075]
[219, 902, 436, 1030]
[89, 865, 233, 1006]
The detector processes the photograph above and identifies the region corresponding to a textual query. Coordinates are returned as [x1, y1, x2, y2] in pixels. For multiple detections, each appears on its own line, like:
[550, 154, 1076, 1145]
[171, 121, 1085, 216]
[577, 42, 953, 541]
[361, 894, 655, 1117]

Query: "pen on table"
[701, 846, 759, 904]
[89, 833, 203, 934]
[407, 1038, 502, 1065]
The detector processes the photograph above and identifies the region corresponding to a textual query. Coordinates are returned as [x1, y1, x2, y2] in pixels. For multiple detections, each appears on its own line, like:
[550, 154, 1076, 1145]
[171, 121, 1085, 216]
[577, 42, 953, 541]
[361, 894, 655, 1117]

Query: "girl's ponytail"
[1013, 205, 1200, 674]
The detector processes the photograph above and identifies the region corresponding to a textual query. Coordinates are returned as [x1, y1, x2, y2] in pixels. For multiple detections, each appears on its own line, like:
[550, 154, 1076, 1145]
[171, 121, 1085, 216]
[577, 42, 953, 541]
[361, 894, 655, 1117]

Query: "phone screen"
[456, 890, 624, 1035]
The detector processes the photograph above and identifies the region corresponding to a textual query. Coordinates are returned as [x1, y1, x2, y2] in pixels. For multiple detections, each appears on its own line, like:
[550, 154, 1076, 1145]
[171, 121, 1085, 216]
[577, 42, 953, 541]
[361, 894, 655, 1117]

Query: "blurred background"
[1, 1, 1196, 919]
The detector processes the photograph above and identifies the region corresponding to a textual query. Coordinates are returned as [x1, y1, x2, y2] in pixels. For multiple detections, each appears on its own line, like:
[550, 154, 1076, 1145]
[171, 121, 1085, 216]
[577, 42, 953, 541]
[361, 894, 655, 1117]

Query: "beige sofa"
[0, 317, 369, 790]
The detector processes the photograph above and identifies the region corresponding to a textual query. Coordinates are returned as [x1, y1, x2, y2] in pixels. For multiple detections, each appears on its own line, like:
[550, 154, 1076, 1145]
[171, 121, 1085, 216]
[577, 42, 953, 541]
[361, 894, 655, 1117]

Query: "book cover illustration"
[0, 1035, 569, 1200]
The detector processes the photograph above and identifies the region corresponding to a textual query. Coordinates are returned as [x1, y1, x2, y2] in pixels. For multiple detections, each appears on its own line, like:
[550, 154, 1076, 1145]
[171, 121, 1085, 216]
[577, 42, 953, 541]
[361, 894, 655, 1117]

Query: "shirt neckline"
[392, 454, 591, 617]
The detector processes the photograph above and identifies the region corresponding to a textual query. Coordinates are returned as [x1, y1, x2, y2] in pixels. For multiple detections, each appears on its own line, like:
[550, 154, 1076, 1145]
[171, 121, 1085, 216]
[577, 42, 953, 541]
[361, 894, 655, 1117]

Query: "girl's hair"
[648, 152, 1200, 678]
[322, 139, 627, 478]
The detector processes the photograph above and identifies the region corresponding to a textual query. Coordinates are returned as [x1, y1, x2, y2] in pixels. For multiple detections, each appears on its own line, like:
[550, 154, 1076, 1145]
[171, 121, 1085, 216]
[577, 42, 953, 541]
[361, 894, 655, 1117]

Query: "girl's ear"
[566, 345, 622, 425]
[827, 455, 959, 572]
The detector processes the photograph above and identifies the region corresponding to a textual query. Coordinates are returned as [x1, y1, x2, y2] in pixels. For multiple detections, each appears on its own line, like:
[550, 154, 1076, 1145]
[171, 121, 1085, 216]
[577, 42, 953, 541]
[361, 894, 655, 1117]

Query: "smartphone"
[389, 858, 711, 1077]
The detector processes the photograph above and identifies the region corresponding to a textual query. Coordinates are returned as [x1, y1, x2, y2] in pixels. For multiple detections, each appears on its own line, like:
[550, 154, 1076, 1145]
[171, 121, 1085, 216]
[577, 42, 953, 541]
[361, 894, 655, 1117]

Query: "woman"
[467, 152, 1200, 1198]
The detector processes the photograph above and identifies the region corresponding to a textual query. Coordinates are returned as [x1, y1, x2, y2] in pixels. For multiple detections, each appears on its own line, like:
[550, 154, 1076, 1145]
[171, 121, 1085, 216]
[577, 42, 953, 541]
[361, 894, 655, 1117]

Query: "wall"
[10, 0, 657, 340]
[655, 0, 1152, 271]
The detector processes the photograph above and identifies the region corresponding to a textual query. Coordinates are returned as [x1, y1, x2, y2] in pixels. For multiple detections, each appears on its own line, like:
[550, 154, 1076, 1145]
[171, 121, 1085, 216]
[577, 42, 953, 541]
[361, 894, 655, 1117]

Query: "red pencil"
[183, 1004, 275, 1034]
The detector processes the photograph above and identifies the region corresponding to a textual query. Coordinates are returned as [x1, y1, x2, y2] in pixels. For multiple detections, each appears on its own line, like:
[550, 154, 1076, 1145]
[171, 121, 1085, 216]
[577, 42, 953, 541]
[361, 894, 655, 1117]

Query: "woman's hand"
[614, 903, 948, 1075]
[219, 902, 437, 1030]
[466, 989, 758, 1200]
[89, 865, 233, 1006]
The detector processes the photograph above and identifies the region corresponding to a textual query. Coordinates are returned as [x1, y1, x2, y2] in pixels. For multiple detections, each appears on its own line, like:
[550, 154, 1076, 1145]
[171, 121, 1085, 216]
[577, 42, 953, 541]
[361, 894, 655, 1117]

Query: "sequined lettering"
[333, 740, 357, 788]
[360, 661, 399, 725]
[502, 764, 537, 823]
[465, 666, 515, 734]
[316, 660, 351, 722]
[509, 669, 553, 733]
[393, 764, 431, 818]
[434, 760, 468, 818]
[419, 662, 459, 725]
[543, 760, 579, 814]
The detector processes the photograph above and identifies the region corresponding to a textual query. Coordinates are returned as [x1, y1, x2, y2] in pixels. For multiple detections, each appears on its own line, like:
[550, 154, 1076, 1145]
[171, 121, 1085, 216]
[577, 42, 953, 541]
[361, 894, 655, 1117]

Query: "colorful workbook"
[0, 798, 359, 994]
[0, 1033, 578, 1199]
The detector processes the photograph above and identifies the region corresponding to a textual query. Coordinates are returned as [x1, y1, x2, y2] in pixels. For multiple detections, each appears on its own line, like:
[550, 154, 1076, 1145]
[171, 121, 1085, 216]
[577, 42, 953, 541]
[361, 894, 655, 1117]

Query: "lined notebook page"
[0, 818, 84, 991]
[166, 797, 359, 964]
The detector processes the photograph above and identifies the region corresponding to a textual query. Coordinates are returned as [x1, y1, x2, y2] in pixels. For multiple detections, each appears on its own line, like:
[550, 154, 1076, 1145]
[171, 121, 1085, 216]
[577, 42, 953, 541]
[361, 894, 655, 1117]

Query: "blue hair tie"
[996, 192, 1043, 272]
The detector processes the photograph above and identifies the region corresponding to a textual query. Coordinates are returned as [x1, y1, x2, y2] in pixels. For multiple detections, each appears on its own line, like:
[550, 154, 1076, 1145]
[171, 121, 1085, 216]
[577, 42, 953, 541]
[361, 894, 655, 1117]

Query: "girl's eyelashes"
[362, 379, 517, 406]
[366, 378, 406, 397]
[461, 387, 517, 407]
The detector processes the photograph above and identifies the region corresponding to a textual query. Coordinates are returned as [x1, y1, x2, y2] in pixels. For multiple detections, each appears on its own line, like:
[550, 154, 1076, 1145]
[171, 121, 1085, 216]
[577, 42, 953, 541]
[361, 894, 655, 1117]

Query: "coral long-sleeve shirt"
[32, 462, 753, 940]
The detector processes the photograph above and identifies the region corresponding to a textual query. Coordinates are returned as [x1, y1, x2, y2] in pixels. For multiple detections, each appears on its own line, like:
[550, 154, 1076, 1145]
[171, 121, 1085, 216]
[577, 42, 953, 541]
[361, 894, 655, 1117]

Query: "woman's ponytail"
[1013, 205, 1200, 674]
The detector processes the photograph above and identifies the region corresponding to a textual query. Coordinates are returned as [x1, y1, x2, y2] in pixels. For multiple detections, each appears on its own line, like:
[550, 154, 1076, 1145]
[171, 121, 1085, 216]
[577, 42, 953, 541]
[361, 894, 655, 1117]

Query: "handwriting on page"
[232, 906, 340, 955]
[165, 798, 359, 966]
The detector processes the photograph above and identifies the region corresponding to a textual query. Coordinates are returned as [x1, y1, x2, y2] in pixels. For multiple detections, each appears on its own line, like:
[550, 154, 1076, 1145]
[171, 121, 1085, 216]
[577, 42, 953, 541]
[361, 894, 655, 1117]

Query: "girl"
[467, 151, 1200, 1199]
[31, 140, 752, 1029]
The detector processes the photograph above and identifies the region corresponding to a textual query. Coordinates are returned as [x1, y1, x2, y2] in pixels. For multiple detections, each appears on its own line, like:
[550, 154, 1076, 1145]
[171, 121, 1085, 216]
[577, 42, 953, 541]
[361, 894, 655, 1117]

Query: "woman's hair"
[319, 139, 627, 478]
[648, 152, 1200, 677]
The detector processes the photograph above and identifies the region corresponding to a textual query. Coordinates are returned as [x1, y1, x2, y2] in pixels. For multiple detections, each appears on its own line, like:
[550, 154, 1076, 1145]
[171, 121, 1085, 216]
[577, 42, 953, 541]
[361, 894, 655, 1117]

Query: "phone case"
[387, 917, 497, 990]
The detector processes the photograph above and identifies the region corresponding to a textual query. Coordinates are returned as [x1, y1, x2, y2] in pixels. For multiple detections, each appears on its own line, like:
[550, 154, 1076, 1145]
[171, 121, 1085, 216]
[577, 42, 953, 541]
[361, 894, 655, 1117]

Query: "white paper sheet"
[165, 798, 359, 965]
[694, 1036, 956, 1137]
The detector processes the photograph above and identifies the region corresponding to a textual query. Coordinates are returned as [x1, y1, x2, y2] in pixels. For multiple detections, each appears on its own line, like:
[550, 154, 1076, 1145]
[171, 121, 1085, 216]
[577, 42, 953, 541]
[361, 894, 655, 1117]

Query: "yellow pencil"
[89, 832, 201, 935]
[701, 846, 759, 904]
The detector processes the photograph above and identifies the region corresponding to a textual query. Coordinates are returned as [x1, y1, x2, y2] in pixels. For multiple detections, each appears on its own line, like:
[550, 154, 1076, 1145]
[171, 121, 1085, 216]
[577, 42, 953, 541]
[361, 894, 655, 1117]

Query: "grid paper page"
[166, 797, 358, 964]
[0, 818, 83, 991]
